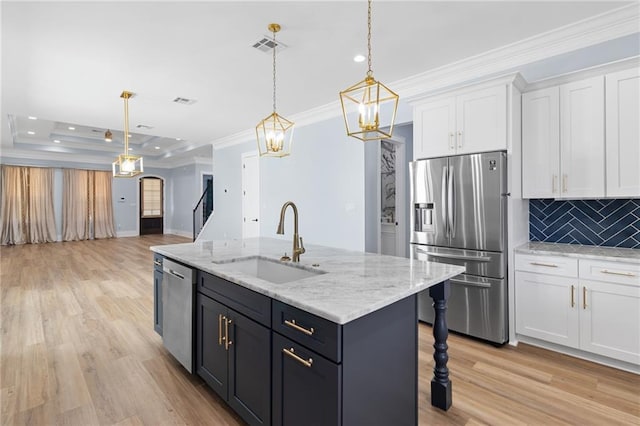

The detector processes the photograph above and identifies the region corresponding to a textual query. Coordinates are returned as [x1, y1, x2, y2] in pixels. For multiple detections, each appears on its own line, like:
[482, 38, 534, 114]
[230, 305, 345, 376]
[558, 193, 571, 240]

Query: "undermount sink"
[221, 256, 325, 284]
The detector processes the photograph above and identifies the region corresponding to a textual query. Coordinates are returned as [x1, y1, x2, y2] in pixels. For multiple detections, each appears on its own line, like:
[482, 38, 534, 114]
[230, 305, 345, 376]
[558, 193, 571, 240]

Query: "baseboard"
[116, 230, 138, 238]
[516, 334, 640, 374]
[165, 229, 192, 239]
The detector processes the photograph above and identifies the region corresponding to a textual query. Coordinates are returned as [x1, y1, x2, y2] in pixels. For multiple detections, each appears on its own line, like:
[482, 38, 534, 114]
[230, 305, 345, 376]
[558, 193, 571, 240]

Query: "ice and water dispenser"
[414, 203, 434, 232]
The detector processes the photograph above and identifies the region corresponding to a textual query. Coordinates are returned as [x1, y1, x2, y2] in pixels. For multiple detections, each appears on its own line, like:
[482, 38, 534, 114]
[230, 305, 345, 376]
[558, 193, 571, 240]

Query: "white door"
[522, 87, 560, 198]
[605, 68, 640, 197]
[379, 138, 406, 257]
[560, 76, 605, 198]
[242, 152, 260, 239]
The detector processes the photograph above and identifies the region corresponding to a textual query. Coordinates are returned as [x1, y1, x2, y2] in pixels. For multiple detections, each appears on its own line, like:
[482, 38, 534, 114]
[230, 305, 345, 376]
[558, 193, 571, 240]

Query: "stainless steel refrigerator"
[410, 151, 508, 344]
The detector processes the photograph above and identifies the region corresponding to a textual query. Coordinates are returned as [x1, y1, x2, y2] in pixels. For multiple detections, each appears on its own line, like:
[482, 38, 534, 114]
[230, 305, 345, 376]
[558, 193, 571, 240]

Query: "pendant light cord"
[367, 0, 373, 77]
[123, 94, 129, 153]
[272, 29, 277, 113]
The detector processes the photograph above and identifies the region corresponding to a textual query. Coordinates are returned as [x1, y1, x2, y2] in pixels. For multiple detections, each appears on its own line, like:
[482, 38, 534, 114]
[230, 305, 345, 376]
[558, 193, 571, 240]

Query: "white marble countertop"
[151, 237, 465, 324]
[515, 242, 640, 264]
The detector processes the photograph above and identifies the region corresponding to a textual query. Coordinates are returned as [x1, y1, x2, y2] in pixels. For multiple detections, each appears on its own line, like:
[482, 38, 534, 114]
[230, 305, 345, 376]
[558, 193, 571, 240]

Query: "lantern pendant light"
[340, 0, 399, 141]
[112, 91, 143, 177]
[256, 23, 294, 157]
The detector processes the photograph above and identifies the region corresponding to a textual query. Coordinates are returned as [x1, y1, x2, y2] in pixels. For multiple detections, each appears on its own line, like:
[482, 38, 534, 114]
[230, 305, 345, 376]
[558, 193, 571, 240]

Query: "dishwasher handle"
[166, 269, 185, 280]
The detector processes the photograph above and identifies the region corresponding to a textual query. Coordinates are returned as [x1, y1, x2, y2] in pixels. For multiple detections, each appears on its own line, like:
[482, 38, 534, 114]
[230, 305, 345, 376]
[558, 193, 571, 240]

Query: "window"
[141, 177, 163, 217]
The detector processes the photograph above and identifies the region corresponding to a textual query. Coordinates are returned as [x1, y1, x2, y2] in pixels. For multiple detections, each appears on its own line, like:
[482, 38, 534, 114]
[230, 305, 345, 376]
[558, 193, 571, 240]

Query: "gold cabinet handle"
[552, 175, 558, 194]
[530, 262, 558, 268]
[601, 269, 636, 277]
[448, 132, 455, 149]
[457, 130, 463, 148]
[225, 318, 232, 350]
[583, 287, 587, 310]
[562, 174, 568, 193]
[282, 347, 313, 368]
[570, 285, 575, 308]
[218, 314, 223, 346]
[284, 319, 314, 336]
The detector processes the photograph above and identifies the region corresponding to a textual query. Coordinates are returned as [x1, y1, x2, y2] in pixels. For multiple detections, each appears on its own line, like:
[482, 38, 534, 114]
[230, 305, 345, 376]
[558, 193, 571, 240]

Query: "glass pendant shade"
[256, 112, 294, 157]
[112, 91, 143, 177]
[113, 154, 143, 177]
[339, 0, 399, 142]
[340, 75, 399, 141]
[256, 23, 294, 158]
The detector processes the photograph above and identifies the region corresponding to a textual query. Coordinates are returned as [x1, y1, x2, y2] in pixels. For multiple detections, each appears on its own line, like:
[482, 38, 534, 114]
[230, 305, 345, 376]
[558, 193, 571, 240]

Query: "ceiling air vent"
[252, 36, 288, 54]
[173, 97, 197, 105]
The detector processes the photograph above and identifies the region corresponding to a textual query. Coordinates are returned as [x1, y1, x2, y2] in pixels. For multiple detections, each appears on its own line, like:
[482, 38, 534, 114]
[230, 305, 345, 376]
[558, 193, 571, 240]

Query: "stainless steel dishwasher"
[162, 258, 195, 373]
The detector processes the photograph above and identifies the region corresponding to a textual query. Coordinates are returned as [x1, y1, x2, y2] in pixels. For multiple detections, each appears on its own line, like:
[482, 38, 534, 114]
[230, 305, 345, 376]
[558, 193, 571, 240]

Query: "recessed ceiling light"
[175, 138, 182, 141]
[353, 54, 366, 63]
[27, 131, 35, 135]
[155, 146, 160, 150]
[68, 126, 75, 130]
[28, 116, 37, 120]
[53, 140, 60, 143]
[128, 148, 133, 151]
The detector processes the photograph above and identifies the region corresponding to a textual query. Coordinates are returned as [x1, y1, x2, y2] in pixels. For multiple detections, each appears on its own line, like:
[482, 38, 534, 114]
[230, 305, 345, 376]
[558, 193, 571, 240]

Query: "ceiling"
[1, 1, 633, 168]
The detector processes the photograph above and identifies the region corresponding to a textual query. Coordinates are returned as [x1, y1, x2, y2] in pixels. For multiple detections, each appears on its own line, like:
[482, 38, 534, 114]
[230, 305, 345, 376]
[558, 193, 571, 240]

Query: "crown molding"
[0, 147, 211, 170]
[209, 3, 639, 151]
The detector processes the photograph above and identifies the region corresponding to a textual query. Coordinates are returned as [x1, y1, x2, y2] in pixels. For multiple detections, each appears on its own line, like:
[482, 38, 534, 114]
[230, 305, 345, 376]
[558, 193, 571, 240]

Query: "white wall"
[260, 115, 365, 251]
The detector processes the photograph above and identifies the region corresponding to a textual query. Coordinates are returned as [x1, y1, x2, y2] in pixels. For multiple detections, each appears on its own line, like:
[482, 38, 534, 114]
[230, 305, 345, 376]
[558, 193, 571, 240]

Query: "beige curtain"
[0, 165, 56, 245]
[62, 169, 115, 241]
[93, 171, 116, 239]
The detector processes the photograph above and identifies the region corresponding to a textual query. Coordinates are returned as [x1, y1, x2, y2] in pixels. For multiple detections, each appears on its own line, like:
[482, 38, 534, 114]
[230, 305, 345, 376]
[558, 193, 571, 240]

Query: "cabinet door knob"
[282, 347, 313, 367]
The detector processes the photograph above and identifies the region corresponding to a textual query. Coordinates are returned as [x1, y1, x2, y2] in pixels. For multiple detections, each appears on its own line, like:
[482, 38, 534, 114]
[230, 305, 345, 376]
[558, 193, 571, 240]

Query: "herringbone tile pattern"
[529, 199, 640, 248]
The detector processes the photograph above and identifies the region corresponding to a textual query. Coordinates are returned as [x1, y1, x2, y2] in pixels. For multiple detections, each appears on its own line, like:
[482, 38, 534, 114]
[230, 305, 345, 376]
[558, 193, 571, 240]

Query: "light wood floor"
[1, 235, 638, 425]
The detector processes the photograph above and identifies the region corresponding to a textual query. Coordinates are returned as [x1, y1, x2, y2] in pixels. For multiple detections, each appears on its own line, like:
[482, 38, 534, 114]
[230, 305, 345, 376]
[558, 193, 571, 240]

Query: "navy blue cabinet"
[272, 332, 341, 426]
[272, 295, 417, 426]
[153, 254, 163, 336]
[196, 272, 271, 426]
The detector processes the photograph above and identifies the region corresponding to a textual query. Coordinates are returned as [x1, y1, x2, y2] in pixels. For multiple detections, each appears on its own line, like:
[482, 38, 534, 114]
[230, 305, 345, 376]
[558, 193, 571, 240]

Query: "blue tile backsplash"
[529, 199, 640, 249]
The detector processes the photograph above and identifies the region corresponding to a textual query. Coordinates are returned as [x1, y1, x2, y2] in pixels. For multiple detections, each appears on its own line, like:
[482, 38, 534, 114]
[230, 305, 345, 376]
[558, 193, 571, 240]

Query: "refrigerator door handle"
[441, 166, 448, 237]
[415, 247, 491, 262]
[448, 166, 455, 238]
[450, 277, 491, 289]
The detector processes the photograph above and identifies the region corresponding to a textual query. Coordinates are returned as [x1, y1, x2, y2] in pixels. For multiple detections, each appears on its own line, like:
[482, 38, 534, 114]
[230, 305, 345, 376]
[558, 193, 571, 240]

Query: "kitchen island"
[151, 237, 464, 426]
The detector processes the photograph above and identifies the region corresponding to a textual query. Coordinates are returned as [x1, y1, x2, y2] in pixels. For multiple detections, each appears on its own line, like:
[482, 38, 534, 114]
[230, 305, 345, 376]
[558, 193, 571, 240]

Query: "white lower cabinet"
[515, 253, 640, 367]
[515, 271, 579, 347]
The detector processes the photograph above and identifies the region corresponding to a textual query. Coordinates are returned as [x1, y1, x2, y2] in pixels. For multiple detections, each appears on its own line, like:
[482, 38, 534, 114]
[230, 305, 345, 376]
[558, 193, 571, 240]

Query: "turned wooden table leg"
[429, 279, 452, 410]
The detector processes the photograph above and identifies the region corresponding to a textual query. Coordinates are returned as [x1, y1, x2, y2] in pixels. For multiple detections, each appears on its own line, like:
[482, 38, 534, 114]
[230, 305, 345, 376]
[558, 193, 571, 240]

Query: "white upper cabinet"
[522, 76, 605, 199]
[522, 87, 560, 198]
[605, 68, 640, 197]
[560, 76, 605, 198]
[413, 97, 456, 159]
[413, 84, 507, 160]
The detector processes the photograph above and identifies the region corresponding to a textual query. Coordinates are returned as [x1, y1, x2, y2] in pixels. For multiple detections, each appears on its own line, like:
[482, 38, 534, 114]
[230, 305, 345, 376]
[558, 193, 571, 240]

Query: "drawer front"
[272, 300, 342, 363]
[579, 259, 640, 286]
[198, 271, 271, 327]
[153, 253, 164, 272]
[515, 254, 578, 277]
